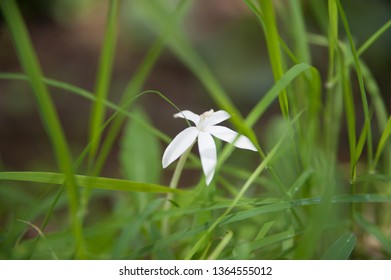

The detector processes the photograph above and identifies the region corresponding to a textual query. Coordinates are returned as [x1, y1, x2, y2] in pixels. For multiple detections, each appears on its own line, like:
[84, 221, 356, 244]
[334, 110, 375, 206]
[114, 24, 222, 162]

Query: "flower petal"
[198, 132, 217, 185]
[173, 110, 200, 125]
[208, 125, 257, 151]
[203, 110, 230, 127]
[162, 127, 198, 168]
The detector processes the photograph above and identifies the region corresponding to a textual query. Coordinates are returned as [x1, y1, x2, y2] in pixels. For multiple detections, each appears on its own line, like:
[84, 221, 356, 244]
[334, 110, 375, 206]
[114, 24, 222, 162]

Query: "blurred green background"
[0, 0, 391, 259]
[1, 0, 390, 175]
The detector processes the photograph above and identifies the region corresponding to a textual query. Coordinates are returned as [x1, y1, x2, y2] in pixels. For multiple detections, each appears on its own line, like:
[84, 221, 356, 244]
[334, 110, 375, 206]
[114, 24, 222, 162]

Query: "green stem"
[162, 145, 193, 236]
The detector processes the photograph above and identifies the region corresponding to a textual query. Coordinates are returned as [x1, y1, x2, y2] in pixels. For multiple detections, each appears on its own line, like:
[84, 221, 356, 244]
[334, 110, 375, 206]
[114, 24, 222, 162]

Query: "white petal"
[208, 125, 257, 151]
[162, 127, 198, 168]
[198, 132, 217, 185]
[173, 110, 200, 125]
[203, 110, 230, 127]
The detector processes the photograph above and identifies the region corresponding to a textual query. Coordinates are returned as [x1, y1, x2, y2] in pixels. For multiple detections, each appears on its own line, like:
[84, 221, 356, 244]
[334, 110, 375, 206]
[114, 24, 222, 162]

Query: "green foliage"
[120, 108, 162, 184]
[321, 232, 356, 260]
[1, 0, 391, 260]
[0, 172, 181, 194]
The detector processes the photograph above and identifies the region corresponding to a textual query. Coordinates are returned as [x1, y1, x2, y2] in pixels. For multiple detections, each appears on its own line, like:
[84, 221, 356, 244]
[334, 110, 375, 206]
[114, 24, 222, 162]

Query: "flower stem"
[162, 145, 192, 236]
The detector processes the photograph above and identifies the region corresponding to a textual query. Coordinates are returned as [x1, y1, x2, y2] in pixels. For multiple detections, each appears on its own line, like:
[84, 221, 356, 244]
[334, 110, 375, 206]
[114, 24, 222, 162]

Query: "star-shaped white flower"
[162, 109, 257, 185]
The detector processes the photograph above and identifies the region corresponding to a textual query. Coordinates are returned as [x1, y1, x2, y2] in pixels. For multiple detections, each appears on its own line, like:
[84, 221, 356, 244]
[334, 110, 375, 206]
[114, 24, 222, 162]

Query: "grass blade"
[245, 63, 313, 127]
[337, 0, 373, 166]
[207, 231, 233, 260]
[340, 53, 357, 179]
[288, 0, 311, 64]
[374, 116, 391, 167]
[246, 230, 297, 253]
[321, 232, 356, 260]
[0, 172, 184, 194]
[357, 20, 391, 56]
[88, 0, 119, 166]
[259, 0, 289, 117]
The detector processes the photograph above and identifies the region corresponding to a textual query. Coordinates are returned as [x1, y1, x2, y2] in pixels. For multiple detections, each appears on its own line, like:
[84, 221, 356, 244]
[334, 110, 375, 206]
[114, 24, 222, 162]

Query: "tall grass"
[0, 0, 390, 260]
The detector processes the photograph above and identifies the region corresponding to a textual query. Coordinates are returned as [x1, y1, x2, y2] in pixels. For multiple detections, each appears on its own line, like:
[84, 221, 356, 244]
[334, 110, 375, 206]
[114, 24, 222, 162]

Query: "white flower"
[162, 109, 257, 185]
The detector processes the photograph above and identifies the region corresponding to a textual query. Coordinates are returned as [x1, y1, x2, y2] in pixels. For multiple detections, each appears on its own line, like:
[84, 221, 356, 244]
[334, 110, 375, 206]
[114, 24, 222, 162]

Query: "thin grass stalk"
[88, 0, 119, 168]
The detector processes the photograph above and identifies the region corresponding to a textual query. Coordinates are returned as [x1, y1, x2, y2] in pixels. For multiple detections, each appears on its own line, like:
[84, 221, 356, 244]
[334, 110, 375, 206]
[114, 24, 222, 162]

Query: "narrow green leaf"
[337, 0, 373, 166]
[0, 172, 183, 194]
[247, 230, 296, 252]
[340, 54, 356, 179]
[321, 232, 356, 260]
[355, 122, 370, 164]
[88, 0, 119, 165]
[286, 169, 314, 198]
[207, 231, 233, 260]
[288, 0, 311, 64]
[374, 116, 391, 166]
[259, 0, 289, 117]
[357, 20, 391, 56]
[246, 63, 312, 127]
[220, 202, 291, 226]
[356, 173, 391, 183]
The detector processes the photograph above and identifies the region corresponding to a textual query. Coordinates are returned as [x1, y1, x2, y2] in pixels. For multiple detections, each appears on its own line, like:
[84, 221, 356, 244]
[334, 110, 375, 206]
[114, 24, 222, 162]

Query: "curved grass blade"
[245, 63, 315, 127]
[321, 232, 356, 260]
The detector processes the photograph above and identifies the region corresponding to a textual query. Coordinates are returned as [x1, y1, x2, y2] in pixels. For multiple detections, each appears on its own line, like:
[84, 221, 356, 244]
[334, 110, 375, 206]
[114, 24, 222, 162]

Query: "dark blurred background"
[0, 0, 390, 178]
